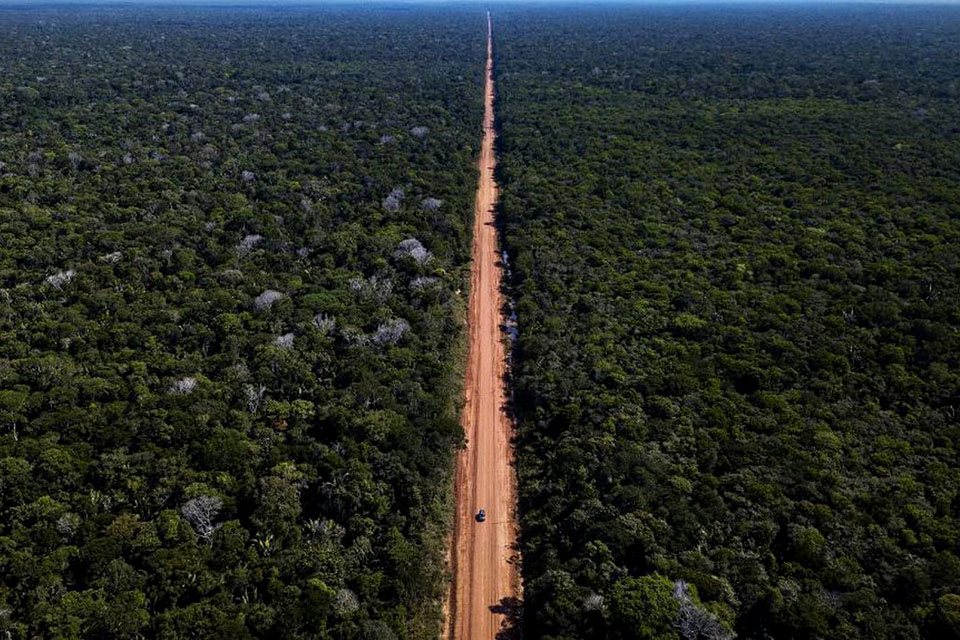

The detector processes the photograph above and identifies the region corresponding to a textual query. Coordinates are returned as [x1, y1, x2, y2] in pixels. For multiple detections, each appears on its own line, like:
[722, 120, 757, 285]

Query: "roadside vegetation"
[0, 5, 483, 638]
[495, 5, 960, 639]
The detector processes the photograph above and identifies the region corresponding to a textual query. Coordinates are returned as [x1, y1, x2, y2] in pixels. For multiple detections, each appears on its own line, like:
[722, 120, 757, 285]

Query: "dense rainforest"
[495, 4, 960, 640]
[0, 5, 484, 638]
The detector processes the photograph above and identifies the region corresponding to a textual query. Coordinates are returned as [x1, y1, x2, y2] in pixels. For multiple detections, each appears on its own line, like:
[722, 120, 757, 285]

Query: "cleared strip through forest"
[446, 11, 520, 640]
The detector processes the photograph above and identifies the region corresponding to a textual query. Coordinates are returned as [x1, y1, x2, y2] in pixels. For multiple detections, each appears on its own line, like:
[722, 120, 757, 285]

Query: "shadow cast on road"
[490, 596, 523, 640]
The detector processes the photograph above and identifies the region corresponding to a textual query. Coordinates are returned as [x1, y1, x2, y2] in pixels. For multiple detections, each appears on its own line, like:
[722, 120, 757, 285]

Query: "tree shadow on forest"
[490, 596, 523, 640]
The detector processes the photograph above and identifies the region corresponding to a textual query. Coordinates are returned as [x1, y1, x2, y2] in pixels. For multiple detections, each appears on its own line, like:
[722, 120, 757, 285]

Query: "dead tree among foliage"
[181, 496, 224, 542]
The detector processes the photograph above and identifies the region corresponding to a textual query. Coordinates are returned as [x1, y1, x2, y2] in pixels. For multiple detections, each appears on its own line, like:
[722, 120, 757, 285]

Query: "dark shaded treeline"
[494, 5, 960, 639]
[0, 5, 484, 638]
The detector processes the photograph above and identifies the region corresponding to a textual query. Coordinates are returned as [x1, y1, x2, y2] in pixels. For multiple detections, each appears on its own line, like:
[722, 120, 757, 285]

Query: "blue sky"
[1, 0, 958, 4]
[1, 0, 959, 8]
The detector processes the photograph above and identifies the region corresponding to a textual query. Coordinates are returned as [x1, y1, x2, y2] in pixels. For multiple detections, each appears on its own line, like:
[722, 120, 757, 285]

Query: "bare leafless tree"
[382, 187, 403, 212]
[394, 238, 431, 265]
[181, 496, 223, 541]
[254, 290, 284, 311]
[672, 580, 734, 640]
[245, 384, 267, 414]
[371, 318, 410, 345]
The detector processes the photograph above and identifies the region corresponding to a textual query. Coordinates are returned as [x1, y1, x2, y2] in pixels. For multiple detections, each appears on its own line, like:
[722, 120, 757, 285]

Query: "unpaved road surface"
[447, 12, 520, 640]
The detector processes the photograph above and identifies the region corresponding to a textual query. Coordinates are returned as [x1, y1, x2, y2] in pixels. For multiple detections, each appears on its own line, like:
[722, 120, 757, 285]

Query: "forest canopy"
[3, 3, 960, 640]
[494, 4, 960, 640]
[0, 5, 484, 639]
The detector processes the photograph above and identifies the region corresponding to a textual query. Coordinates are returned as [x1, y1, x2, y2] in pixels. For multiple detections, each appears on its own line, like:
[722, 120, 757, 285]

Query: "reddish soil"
[446, 12, 520, 640]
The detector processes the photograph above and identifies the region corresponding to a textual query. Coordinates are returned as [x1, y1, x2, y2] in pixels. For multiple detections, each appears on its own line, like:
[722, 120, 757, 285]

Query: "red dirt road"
[447, 12, 519, 640]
